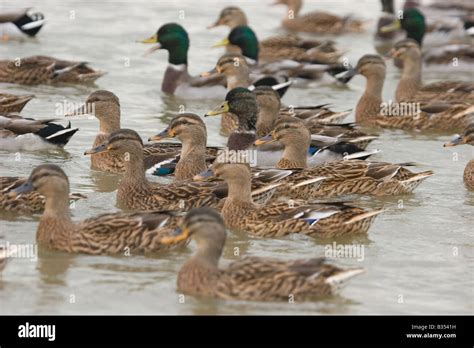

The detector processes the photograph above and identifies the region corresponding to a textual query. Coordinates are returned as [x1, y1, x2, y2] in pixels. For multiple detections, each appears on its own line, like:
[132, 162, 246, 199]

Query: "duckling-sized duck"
[85, 129, 224, 211]
[162, 207, 366, 301]
[195, 163, 383, 237]
[209, 6, 343, 65]
[7, 164, 187, 254]
[67, 90, 185, 173]
[381, 7, 474, 65]
[255, 116, 433, 198]
[0, 93, 34, 114]
[148, 113, 220, 181]
[0, 56, 104, 85]
[388, 39, 474, 104]
[0, 114, 78, 150]
[272, 0, 365, 34]
[213, 26, 347, 80]
[139, 23, 227, 99]
[1, 175, 85, 215]
[339, 54, 474, 132]
[0, 9, 45, 40]
[444, 124, 474, 190]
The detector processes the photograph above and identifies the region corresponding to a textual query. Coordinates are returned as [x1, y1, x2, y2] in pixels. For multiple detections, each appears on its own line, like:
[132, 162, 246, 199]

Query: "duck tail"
[34, 121, 78, 147]
[325, 268, 365, 293]
[13, 12, 45, 37]
[400, 171, 434, 192]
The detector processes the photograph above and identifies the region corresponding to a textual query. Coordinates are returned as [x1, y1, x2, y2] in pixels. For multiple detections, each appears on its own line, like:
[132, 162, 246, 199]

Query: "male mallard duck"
[148, 113, 220, 181]
[254, 116, 433, 198]
[444, 124, 474, 190]
[85, 129, 224, 211]
[1, 174, 85, 215]
[375, 0, 405, 55]
[7, 164, 187, 254]
[0, 56, 104, 85]
[213, 26, 347, 80]
[162, 207, 366, 301]
[195, 163, 382, 237]
[209, 6, 342, 65]
[0, 114, 78, 150]
[381, 7, 474, 65]
[139, 23, 227, 99]
[68, 90, 184, 173]
[388, 39, 474, 104]
[0, 9, 45, 40]
[0, 93, 34, 114]
[339, 54, 474, 132]
[272, 0, 365, 34]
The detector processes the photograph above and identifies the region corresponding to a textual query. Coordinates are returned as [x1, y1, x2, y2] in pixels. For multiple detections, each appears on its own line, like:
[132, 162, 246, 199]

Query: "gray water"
[0, 0, 472, 314]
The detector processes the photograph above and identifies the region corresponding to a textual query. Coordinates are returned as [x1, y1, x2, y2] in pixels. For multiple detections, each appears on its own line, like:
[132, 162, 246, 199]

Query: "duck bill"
[149, 128, 175, 141]
[336, 66, 359, 84]
[207, 19, 223, 29]
[84, 143, 109, 155]
[443, 135, 464, 147]
[140, 34, 162, 56]
[380, 19, 401, 33]
[8, 181, 34, 198]
[212, 38, 230, 48]
[193, 169, 214, 181]
[65, 103, 93, 117]
[205, 101, 229, 117]
[161, 227, 190, 245]
[254, 134, 276, 146]
[200, 67, 219, 78]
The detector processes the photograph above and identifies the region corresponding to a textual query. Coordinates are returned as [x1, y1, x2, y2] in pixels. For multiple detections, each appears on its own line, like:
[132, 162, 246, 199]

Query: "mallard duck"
[139, 23, 227, 99]
[444, 124, 474, 190]
[85, 129, 224, 211]
[0, 9, 45, 40]
[67, 90, 183, 173]
[195, 162, 382, 237]
[272, 0, 365, 34]
[339, 54, 474, 132]
[209, 6, 343, 65]
[0, 93, 34, 114]
[0, 56, 104, 85]
[381, 7, 474, 65]
[161, 207, 366, 301]
[388, 39, 474, 104]
[213, 26, 347, 80]
[148, 113, 220, 181]
[7, 164, 187, 254]
[1, 174, 85, 215]
[0, 114, 78, 150]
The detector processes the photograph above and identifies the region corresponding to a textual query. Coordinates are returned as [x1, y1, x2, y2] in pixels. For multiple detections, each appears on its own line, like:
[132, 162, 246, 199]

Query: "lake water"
[0, 0, 472, 314]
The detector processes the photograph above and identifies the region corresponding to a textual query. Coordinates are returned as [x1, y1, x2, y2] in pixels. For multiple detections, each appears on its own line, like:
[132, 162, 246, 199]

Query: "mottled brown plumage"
[164, 207, 366, 301]
[0, 56, 105, 85]
[0, 93, 34, 114]
[444, 124, 474, 190]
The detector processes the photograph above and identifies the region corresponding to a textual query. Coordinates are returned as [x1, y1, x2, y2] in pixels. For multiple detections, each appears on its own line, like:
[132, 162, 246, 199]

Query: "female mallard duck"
[162, 207, 366, 301]
[272, 0, 365, 34]
[195, 163, 383, 238]
[0, 9, 45, 40]
[209, 6, 342, 65]
[0, 56, 104, 85]
[1, 174, 85, 215]
[388, 39, 474, 104]
[7, 164, 187, 254]
[255, 116, 433, 198]
[381, 7, 474, 65]
[213, 26, 346, 80]
[0, 114, 78, 150]
[339, 54, 474, 132]
[0, 93, 34, 114]
[85, 129, 224, 211]
[444, 124, 474, 190]
[148, 113, 219, 181]
[139, 23, 227, 99]
[68, 90, 185, 173]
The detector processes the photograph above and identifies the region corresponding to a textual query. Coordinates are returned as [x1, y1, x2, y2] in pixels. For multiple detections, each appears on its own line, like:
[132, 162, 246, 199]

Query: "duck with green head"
[140, 23, 227, 99]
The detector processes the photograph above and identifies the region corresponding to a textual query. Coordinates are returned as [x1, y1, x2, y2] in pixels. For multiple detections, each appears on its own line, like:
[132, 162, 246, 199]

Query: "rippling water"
[0, 0, 472, 314]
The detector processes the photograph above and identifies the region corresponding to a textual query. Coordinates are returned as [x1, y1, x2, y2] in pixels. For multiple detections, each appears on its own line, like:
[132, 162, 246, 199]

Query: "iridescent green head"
[141, 23, 189, 65]
[401, 8, 425, 45]
[228, 26, 259, 61]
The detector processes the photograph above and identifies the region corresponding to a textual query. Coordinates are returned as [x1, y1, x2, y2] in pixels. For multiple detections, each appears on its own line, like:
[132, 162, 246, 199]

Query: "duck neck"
[279, 143, 308, 169]
[356, 73, 385, 122]
[175, 135, 207, 180]
[122, 150, 149, 188]
[256, 108, 278, 137]
[226, 172, 253, 205]
[38, 192, 74, 245]
[168, 45, 188, 65]
[396, 55, 422, 102]
[226, 72, 250, 90]
[98, 106, 121, 135]
[288, 0, 302, 17]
